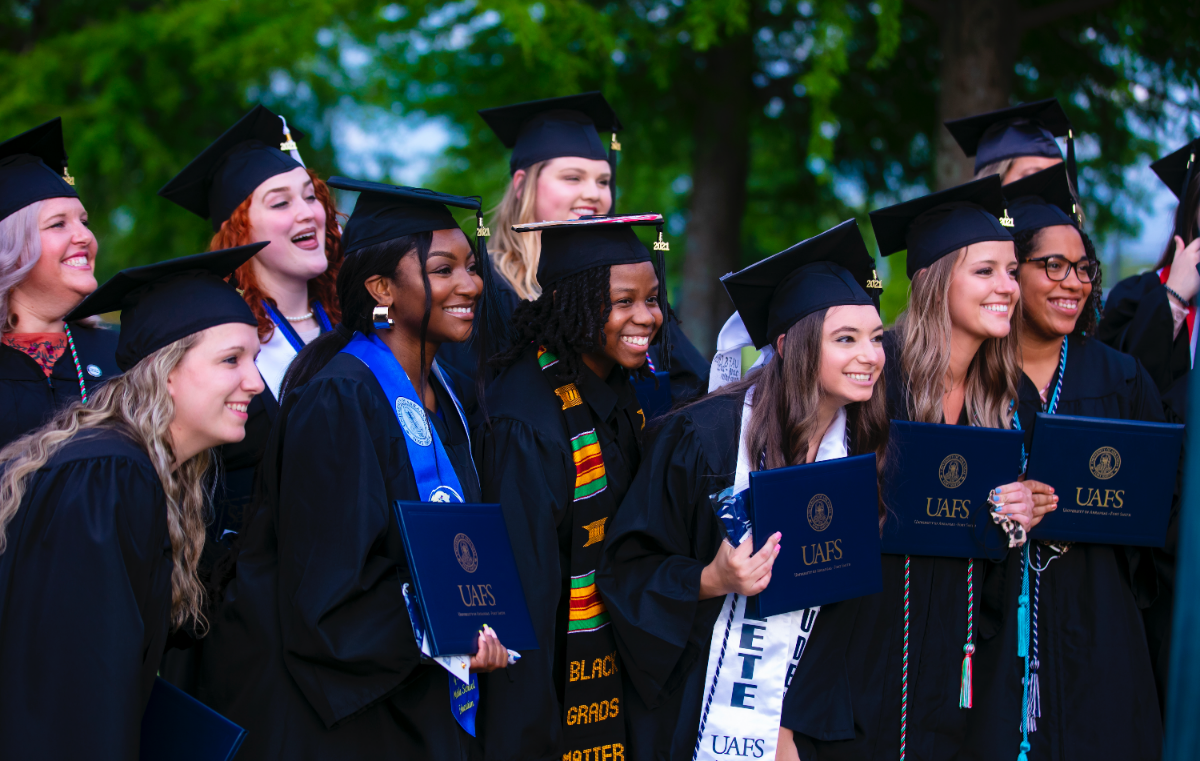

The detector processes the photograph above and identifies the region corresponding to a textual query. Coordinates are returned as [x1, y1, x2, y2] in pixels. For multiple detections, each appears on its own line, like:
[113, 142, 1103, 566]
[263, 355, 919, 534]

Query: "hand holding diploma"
[469, 625, 510, 674]
[699, 531, 782, 600]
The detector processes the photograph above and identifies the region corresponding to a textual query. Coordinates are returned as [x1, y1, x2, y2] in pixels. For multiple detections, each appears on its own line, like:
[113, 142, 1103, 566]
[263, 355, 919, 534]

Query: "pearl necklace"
[283, 311, 314, 322]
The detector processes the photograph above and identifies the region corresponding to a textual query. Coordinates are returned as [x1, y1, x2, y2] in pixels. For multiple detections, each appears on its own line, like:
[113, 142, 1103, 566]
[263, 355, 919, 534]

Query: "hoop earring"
[372, 305, 393, 330]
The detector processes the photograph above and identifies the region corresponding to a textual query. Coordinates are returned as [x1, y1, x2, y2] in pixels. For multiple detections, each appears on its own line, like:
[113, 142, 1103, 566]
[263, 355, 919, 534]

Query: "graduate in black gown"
[159, 104, 343, 542]
[1097, 137, 1200, 420]
[780, 176, 1044, 761]
[945, 98, 1075, 186]
[476, 215, 671, 760]
[200, 179, 513, 760]
[960, 163, 1165, 760]
[597, 220, 891, 761]
[440, 93, 709, 406]
[0, 244, 268, 759]
[0, 117, 119, 450]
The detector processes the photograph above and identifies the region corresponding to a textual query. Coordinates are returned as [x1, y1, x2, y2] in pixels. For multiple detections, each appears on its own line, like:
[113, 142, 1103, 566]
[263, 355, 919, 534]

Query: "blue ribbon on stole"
[340, 331, 479, 736]
[262, 300, 334, 353]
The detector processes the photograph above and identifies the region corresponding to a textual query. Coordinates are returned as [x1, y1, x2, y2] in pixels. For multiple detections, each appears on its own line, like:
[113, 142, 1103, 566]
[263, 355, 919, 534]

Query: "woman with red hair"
[160, 105, 343, 542]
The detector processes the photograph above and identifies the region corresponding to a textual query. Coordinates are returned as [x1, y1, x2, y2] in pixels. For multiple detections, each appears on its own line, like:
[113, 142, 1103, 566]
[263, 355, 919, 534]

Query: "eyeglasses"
[1022, 255, 1099, 283]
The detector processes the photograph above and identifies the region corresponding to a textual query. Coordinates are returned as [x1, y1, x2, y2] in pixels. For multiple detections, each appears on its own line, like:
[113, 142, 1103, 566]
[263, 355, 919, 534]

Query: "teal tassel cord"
[959, 559, 976, 708]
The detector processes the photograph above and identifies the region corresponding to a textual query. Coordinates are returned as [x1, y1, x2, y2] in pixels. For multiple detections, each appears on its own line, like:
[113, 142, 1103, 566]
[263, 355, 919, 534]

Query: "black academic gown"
[595, 391, 753, 761]
[0, 323, 119, 451]
[962, 335, 1164, 761]
[1098, 271, 1190, 417]
[474, 346, 646, 761]
[780, 330, 996, 761]
[199, 353, 489, 761]
[0, 429, 173, 759]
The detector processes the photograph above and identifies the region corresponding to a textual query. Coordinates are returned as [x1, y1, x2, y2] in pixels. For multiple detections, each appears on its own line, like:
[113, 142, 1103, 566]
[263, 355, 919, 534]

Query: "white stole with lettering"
[693, 389, 846, 761]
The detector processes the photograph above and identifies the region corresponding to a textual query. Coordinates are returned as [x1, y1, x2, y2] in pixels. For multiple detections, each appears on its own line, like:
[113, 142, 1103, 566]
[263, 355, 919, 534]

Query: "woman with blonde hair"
[0, 118, 119, 450]
[0, 245, 267, 759]
[439, 92, 709, 402]
[159, 104, 343, 538]
[780, 177, 1049, 760]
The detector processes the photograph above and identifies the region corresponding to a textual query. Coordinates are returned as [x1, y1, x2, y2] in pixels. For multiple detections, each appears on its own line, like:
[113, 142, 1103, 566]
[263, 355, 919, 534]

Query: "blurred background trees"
[2, 0, 1196, 352]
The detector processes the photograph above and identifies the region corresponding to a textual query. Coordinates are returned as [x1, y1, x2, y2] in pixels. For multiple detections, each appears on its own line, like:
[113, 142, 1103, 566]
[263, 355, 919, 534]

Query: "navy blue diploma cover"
[139, 677, 246, 761]
[1026, 413, 1184, 546]
[633, 370, 672, 421]
[745, 454, 883, 618]
[393, 501, 539, 656]
[881, 420, 1025, 558]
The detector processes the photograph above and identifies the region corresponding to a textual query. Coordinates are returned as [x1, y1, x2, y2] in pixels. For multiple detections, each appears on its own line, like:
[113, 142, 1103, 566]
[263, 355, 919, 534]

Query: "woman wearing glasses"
[962, 166, 1164, 761]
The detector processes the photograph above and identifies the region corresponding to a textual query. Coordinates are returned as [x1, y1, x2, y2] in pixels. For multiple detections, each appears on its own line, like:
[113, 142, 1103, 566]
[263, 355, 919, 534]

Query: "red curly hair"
[210, 167, 344, 342]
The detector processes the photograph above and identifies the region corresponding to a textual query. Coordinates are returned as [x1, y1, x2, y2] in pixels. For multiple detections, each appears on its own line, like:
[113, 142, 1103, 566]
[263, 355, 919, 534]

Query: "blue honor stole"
[339, 332, 479, 735]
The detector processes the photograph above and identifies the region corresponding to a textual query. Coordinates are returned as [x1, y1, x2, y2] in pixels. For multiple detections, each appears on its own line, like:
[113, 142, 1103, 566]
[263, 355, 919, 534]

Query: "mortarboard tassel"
[1066, 128, 1077, 192]
[608, 133, 620, 216]
[959, 559, 975, 709]
[652, 223, 673, 372]
[61, 159, 75, 187]
[1176, 153, 1195, 239]
[279, 115, 305, 167]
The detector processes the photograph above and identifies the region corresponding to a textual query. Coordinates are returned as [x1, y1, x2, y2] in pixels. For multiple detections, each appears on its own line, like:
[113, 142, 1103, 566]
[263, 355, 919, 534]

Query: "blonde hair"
[897, 247, 1022, 429]
[974, 160, 1015, 183]
[0, 332, 211, 630]
[489, 161, 547, 301]
[0, 201, 45, 332]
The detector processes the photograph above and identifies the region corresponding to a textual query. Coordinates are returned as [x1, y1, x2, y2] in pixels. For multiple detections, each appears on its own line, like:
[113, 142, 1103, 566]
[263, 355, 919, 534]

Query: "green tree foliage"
[1, 0, 1196, 333]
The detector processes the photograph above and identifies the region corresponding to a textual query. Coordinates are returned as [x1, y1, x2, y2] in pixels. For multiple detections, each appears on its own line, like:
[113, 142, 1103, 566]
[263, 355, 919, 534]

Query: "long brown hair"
[710, 310, 889, 527]
[898, 247, 1023, 429]
[0, 333, 210, 630]
[210, 167, 344, 341]
[489, 161, 547, 301]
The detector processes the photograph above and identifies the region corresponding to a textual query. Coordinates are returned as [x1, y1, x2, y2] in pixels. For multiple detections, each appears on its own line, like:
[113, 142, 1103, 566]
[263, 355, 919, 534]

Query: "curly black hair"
[1014, 225, 1104, 339]
[491, 263, 671, 385]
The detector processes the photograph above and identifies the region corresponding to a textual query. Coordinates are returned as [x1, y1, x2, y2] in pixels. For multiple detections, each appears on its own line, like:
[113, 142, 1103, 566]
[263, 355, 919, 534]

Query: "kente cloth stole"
[537, 348, 628, 761]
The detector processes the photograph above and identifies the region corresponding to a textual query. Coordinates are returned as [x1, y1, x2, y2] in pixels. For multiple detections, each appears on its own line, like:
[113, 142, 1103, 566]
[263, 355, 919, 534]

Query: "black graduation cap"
[514, 214, 662, 286]
[1150, 137, 1199, 239]
[158, 105, 305, 231]
[945, 98, 1074, 183]
[1002, 163, 1079, 234]
[0, 118, 78, 222]
[66, 244, 265, 372]
[328, 177, 481, 254]
[721, 219, 882, 350]
[870, 175, 1014, 278]
[479, 92, 621, 174]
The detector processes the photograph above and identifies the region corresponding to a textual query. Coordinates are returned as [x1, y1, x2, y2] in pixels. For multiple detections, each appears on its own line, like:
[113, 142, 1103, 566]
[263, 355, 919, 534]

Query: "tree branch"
[1019, 0, 1116, 32]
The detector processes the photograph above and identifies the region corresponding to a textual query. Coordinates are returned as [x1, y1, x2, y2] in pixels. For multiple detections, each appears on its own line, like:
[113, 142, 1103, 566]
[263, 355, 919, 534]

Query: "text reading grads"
[597, 221, 889, 761]
[444, 92, 709, 401]
[477, 214, 670, 760]
[781, 176, 1044, 760]
[1098, 137, 1200, 418]
[0, 245, 268, 759]
[200, 178, 512, 759]
[960, 163, 1164, 760]
[0, 118, 119, 449]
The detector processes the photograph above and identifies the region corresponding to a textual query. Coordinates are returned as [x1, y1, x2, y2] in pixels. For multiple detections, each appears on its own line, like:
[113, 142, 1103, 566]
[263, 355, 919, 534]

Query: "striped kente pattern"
[571, 430, 608, 501]
[568, 571, 611, 632]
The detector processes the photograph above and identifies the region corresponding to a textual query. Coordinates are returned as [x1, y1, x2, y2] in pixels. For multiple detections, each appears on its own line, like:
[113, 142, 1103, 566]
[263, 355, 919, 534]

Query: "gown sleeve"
[273, 376, 423, 729]
[473, 416, 573, 757]
[597, 409, 731, 709]
[1097, 272, 1186, 392]
[0, 453, 170, 760]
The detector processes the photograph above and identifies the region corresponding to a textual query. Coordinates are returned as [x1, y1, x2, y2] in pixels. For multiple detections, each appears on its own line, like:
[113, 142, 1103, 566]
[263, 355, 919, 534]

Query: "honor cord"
[901, 555, 911, 760]
[63, 323, 87, 405]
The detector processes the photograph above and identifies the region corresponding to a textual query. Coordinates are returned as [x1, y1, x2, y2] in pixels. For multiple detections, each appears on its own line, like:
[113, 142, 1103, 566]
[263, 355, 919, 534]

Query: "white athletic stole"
[694, 389, 847, 760]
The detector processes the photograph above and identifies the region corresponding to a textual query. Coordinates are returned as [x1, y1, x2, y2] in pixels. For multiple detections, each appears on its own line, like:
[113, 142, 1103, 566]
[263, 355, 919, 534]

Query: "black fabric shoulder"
[45, 428, 152, 470]
[1064, 334, 1143, 401]
[672, 391, 743, 478]
[60, 322, 122, 380]
[483, 348, 567, 434]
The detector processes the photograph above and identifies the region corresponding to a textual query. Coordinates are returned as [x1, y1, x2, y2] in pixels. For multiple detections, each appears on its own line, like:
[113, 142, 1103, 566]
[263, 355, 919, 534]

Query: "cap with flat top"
[0, 117, 79, 222]
[1152, 137, 1200, 239]
[328, 177, 481, 255]
[721, 219, 881, 349]
[945, 99, 1073, 178]
[158, 105, 306, 231]
[66, 244, 265, 371]
[514, 214, 662, 286]
[479, 91, 621, 174]
[1002, 163, 1079, 235]
[870, 175, 1014, 278]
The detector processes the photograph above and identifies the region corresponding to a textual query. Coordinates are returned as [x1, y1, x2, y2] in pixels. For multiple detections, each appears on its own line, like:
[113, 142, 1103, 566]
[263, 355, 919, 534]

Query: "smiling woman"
[0, 118, 120, 451]
[0, 245, 266, 760]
